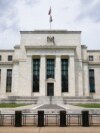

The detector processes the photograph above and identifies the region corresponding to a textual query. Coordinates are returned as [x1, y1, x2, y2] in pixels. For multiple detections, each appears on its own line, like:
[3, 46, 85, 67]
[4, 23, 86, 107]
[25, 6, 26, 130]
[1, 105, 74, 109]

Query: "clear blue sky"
[0, 0, 100, 49]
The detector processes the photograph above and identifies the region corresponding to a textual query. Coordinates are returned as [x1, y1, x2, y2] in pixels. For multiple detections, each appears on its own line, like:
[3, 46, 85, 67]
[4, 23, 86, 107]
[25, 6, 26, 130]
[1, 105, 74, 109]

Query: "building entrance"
[47, 83, 54, 96]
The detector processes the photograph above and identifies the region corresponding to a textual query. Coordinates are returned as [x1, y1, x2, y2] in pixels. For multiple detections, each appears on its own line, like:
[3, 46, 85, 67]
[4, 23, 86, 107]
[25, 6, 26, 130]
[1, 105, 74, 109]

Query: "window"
[61, 59, 68, 92]
[0, 55, 1, 61]
[33, 59, 40, 92]
[8, 55, 13, 61]
[89, 56, 93, 61]
[6, 69, 12, 92]
[89, 69, 95, 93]
[46, 59, 55, 79]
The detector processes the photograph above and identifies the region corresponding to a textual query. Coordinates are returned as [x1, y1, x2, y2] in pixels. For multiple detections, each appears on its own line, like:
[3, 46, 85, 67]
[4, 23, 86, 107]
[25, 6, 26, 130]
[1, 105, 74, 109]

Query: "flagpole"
[50, 19, 51, 30]
[48, 6, 52, 31]
[49, 0, 51, 30]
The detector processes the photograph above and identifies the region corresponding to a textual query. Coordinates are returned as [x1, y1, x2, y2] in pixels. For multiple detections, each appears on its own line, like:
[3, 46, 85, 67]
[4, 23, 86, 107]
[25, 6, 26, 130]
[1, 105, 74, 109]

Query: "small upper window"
[0, 55, 1, 61]
[8, 55, 13, 61]
[89, 56, 93, 61]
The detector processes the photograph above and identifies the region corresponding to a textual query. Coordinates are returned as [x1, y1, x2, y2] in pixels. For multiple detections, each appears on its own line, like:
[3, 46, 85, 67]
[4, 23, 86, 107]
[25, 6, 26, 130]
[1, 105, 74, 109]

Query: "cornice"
[14, 45, 20, 49]
[87, 50, 100, 52]
[0, 50, 14, 52]
[25, 45, 77, 50]
[88, 61, 100, 65]
[82, 60, 88, 63]
[0, 62, 13, 65]
[20, 30, 81, 34]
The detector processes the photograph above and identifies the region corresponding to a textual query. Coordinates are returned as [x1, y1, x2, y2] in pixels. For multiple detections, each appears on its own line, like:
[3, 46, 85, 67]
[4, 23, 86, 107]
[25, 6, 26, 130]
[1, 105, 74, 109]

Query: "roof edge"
[20, 30, 81, 34]
[0, 50, 14, 52]
[87, 50, 100, 52]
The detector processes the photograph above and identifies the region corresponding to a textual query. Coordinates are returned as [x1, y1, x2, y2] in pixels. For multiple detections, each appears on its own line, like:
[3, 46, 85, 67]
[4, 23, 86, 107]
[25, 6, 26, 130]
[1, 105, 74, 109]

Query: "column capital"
[69, 55, 75, 57]
[56, 55, 61, 57]
[40, 55, 45, 57]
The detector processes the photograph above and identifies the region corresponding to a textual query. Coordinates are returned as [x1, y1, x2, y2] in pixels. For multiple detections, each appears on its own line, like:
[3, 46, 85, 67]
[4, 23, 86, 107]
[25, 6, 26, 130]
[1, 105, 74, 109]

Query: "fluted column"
[40, 55, 46, 96]
[83, 64, 89, 96]
[55, 55, 61, 96]
[0, 68, 6, 96]
[69, 56, 75, 96]
[12, 63, 19, 95]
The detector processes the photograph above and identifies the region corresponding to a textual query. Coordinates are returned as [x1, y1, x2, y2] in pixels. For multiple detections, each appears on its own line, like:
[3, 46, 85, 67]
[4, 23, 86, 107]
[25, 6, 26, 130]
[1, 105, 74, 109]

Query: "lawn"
[0, 103, 28, 108]
[76, 104, 100, 108]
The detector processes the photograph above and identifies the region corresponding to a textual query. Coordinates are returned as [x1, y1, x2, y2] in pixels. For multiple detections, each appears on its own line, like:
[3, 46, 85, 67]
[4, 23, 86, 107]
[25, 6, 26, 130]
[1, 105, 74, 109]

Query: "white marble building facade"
[0, 30, 100, 99]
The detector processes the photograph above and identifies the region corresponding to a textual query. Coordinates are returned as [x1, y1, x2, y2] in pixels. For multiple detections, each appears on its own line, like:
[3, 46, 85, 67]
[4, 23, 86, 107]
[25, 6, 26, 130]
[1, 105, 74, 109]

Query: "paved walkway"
[58, 104, 84, 110]
[0, 127, 100, 133]
[37, 104, 65, 110]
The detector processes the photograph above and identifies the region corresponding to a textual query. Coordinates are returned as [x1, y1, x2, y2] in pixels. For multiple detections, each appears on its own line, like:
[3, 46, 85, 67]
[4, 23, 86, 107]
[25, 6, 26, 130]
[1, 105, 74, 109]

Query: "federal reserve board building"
[0, 30, 100, 103]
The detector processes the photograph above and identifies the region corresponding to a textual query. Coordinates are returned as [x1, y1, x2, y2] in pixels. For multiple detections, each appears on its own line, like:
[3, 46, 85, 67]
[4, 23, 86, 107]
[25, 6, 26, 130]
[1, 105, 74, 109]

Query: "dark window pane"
[33, 59, 40, 92]
[89, 69, 95, 93]
[89, 56, 93, 61]
[61, 59, 68, 92]
[0, 55, 1, 61]
[8, 55, 13, 61]
[46, 59, 55, 79]
[6, 69, 12, 92]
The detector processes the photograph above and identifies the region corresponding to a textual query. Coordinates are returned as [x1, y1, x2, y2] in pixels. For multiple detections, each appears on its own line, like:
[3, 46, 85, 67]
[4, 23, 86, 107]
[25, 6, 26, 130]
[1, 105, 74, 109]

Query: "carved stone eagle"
[47, 36, 55, 43]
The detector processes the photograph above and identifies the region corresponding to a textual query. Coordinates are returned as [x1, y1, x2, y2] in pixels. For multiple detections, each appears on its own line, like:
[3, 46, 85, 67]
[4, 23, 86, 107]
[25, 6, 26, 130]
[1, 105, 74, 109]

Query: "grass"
[0, 103, 28, 108]
[76, 104, 100, 108]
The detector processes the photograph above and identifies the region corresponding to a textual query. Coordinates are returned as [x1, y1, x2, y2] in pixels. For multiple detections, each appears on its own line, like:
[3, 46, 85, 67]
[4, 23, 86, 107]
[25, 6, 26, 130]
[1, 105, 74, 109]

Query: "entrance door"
[47, 83, 54, 96]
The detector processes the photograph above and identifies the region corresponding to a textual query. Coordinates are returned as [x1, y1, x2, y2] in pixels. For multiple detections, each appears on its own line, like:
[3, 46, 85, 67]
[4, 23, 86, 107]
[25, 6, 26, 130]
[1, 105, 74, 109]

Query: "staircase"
[0, 96, 38, 104]
[37, 96, 50, 104]
[63, 96, 100, 104]
[0, 96, 100, 105]
[37, 96, 63, 104]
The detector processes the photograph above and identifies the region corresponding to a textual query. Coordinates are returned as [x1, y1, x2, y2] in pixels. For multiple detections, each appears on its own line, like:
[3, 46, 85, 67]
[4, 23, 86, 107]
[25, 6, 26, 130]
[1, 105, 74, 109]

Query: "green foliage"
[76, 104, 100, 108]
[0, 103, 28, 108]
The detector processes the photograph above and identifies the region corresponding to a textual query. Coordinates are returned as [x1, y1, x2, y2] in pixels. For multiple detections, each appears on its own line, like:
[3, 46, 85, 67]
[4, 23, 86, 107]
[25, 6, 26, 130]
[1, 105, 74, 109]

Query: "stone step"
[8, 96, 38, 99]
[63, 96, 92, 99]
[63, 99, 100, 104]
[37, 96, 63, 104]
[0, 96, 38, 104]
[37, 104, 65, 110]
[0, 96, 100, 104]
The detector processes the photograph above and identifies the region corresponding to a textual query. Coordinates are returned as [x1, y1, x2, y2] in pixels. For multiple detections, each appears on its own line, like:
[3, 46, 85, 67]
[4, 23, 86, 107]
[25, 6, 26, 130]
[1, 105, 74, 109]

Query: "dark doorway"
[47, 83, 54, 96]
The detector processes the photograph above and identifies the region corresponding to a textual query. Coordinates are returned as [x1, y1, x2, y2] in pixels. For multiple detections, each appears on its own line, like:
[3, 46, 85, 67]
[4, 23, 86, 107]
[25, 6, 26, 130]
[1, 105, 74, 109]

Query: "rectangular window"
[61, 59, 68, 92]
[6, 69, 12, 92]
[46, 59, 55, 79]
[0, 55, 1, 61]
[33, 59, 40, 92]
[8, 55, 13, 61]
[89, 69, 95, 93]
[89, 56, 93, 61]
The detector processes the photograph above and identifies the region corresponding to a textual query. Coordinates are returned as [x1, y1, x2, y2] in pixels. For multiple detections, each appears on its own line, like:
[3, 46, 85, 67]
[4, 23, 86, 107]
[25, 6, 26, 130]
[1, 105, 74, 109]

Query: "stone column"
[26, 56, 33, 96]
[0, 68, 6, 97]
[40, 55, 46, 96]
[83, 63, 89, 96]
[55, 55, 61, 96]
[12, 62, 19, 95]
[69, 56, 76, 96]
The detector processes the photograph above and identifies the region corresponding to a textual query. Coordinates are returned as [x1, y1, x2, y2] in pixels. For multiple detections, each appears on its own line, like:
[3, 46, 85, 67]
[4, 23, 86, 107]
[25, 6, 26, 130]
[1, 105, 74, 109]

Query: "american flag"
[48, 7, 53, 22]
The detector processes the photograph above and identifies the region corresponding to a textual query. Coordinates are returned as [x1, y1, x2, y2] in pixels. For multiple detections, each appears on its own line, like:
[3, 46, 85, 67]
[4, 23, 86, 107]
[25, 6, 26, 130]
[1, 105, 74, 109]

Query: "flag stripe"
[48, 7, 51, 15]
